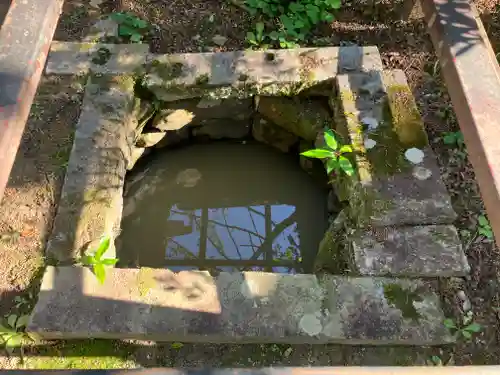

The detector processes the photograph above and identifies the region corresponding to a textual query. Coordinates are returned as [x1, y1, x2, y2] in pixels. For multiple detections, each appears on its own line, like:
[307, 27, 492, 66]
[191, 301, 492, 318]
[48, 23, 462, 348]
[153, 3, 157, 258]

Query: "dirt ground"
[1, 0, 500, 369]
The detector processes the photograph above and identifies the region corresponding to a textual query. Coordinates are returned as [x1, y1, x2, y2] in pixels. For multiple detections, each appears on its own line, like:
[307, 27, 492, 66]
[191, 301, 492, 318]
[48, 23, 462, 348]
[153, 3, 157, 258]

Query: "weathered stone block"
[29, 267, 452, 345]
[192, 119, 250, 140]
[46, 75, 137, 262]
[152, 109, 195, 131]
[321, 276, 453, 345]
[252, 115, 298, 152]
[257, 97, 332, 141]
[154, 128, 190, 148]
[166, 98, 253, 124]
[351, 225, 470, 277]
[46, 42, 149, 75]
[144, 46, 383, 101]
[136, 131, 167, 147]
[334, 70, 456, 226]
[347, 346, 431, 366]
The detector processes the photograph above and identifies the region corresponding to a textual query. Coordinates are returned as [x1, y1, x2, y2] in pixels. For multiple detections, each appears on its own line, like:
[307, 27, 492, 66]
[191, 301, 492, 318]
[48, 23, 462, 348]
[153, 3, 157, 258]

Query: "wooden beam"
[0, 0, 64, 201]
[421, 0, 500, 243]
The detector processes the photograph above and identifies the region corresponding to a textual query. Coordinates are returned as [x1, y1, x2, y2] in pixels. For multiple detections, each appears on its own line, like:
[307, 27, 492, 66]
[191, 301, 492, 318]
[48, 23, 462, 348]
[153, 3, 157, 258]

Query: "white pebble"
[361, 117, 379, 130]
[298, 314, 322, 336]
[405, 147, 425, 164]
[364, 138, 377, 149]
[412, 166, 432, 180]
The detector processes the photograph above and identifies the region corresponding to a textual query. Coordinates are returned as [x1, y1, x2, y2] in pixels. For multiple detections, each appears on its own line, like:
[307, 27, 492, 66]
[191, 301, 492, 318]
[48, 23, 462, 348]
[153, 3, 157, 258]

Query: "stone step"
[350, 224, 470, 277]
[28, 266, 453, 345]
[332, 69, 457, 227]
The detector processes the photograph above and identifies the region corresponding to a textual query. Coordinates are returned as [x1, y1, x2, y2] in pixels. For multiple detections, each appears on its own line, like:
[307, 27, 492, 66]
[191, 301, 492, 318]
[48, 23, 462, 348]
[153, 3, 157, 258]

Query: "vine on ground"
[245, 0, 341, 48]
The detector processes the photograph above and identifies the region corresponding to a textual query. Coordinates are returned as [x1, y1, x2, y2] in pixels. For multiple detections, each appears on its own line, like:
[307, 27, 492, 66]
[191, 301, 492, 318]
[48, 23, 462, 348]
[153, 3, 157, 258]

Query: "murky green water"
[118, 141, 328, 273]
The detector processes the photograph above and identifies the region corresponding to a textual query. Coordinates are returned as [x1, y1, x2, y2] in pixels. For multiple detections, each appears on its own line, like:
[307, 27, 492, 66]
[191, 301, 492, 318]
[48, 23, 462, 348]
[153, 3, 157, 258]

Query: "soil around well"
[1, 0, 500, 368]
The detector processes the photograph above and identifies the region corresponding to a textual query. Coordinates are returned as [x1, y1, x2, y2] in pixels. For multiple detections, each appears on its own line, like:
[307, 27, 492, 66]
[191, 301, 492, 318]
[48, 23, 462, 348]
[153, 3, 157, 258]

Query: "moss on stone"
[91, 47, 112, 66]
[195, 73, 210, 85]
[385, 84, 428, 149]
[137, 267, 156, 297]
[150, 60, 185, 81]
[383, 283, 424, 321]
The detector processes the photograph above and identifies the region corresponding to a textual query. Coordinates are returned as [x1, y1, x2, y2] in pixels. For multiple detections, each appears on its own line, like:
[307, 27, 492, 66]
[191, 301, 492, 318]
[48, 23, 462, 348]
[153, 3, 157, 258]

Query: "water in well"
[117, 141, 329, 273]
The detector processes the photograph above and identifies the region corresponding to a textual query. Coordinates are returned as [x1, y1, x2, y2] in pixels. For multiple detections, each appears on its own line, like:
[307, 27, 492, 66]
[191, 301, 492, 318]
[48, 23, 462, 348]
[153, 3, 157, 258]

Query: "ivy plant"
[245, 0, 341, 48]
[442, 131, 464, 147]
[110, 12, 150, 43]
[300, 130, 354, 176]
[80, 236, 118, 284]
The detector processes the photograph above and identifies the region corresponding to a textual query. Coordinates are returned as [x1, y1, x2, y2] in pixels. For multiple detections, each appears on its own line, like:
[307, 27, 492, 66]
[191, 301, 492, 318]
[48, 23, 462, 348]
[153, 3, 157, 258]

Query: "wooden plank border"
[0, 0, 64, 201]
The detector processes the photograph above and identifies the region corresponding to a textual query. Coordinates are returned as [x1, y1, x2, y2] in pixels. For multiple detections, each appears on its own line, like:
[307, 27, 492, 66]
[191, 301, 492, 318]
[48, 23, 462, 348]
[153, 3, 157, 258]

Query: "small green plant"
[0, 313, 37, 356]
[442, 131, 464, 147]
[478, 214, 494, 240]
[245, 0, 340, 48]
[110, 12, 150, 43]
[300, 130, 354, 176]
[444, 311, 482, 340]
[246, 22, 268, 48]
[80, 236, 118, 284]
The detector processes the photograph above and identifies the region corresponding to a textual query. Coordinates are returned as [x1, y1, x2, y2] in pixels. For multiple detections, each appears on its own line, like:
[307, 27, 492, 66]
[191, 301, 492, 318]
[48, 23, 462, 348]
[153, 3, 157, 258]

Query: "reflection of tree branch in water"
[192, 216, 231, 260]
[221, 207, 243, 259]
[169, 238, 198, 259]
[247, 206, 279, 227]
[171, 209, 265, 239]
[248, 211, 298, 261]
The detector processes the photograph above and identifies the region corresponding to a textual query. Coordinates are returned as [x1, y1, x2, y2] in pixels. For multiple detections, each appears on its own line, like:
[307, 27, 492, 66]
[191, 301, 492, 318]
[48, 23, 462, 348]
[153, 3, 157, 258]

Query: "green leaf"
[132, 18, 148, 29]
[478, 215, 489, 227]
[323, 12, 335, 22]
[15, 315, 30, 329]
[443, 133, 457, 145]
[171, 342, 184, 349]
[461, 329, 472, 339]
[130, 33, 142, 43]
[0, 324, 14, 334]
[80, 255, 96, 265]
[338, 156, 354, 176]
[255, 22, 265, 37]
[118, 24, 136, 36]
[431, 355, 443, 366]
[7, 315, 17, 329]
[93, 264, 107, 285]
[324, 130, 338, 150]
[306, 7, 320, 24]
[94, 236, 111, 260]
[339, 145, 353, 154]
[5, 334, 22, 347]
[110, 12, 128, 24]
[465, 323, 482, 333]
[328, 0, 341, 9]
[269, 31, 280, 40]
[101, 258, 119, 266]
[326, 158, 338, 175]
[246, 31, 257, 43]
[300, 149, 334, 159]
[444, 318, 456, 329]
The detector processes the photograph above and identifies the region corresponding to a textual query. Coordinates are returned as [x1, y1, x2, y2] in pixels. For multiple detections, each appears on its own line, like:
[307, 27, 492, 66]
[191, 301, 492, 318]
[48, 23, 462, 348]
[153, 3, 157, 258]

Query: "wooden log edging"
[421, 0, 500, 243]
[0, 0, 64, 201]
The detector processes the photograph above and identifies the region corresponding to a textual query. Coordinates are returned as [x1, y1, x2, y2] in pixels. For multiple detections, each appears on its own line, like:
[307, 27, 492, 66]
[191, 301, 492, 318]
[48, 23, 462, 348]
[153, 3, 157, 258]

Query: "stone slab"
[144, 46, 383, 101]
[334, 70, 456, 226]
[351, 224, 470, 277]
[46, 75, 138, 262]
[29, 267, 452, 345]
[46, 42, 150, 75]
[166, 98, 254, 124]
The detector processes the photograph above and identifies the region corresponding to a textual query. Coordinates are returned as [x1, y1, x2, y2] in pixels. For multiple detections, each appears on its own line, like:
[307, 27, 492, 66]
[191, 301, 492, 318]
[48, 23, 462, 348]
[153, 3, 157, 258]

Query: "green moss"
[24, 340, 136, 369]
[385, 84, 428, 149]
[383, 283, 424, 321]
[195, 73, 210, 85]
[137, 267, 156, 297]
[150, 60, 185, 81]
[91, 47, 112, 66]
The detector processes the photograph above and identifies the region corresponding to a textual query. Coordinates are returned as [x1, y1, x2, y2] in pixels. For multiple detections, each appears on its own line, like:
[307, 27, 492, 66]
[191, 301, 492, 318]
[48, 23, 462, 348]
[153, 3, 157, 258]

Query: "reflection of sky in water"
[165, 204, 300, 273]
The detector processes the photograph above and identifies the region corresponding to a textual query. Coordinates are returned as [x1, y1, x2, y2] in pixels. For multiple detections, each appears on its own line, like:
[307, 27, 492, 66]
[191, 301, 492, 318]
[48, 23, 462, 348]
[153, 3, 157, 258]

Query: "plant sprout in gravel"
[301, 130, 354, 176]
[110, 12, 150, 43]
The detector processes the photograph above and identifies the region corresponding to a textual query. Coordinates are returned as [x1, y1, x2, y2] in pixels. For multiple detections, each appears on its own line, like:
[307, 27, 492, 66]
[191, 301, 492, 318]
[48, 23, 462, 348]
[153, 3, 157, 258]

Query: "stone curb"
[28, 266, 453, 345]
